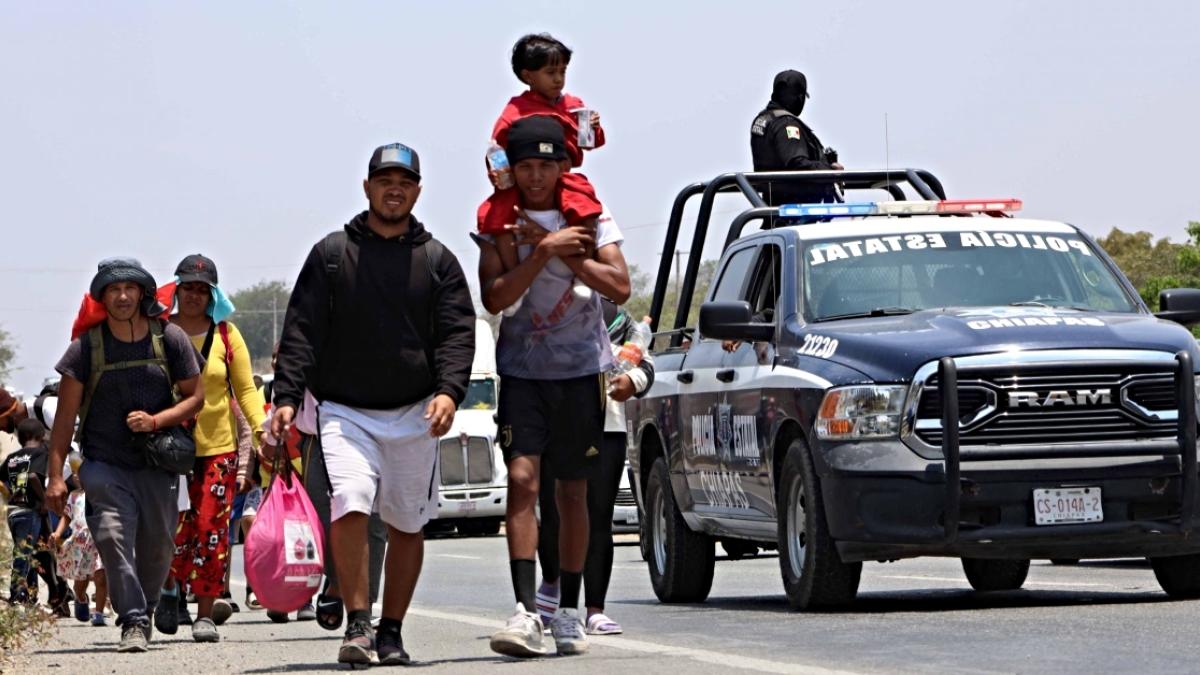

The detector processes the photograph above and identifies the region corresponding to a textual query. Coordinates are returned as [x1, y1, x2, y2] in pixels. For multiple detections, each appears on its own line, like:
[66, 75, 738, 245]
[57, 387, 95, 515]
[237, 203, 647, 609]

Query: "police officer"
[750, 69, 843, 205]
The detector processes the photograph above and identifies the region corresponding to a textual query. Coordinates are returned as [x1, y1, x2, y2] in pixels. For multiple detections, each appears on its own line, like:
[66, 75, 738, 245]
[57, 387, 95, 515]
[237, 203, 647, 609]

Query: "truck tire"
[1150, 554, 1200, 599]
[776, 438, 862, 609]
[961, 558, 1030, 591]
[645, 457, 715, 602]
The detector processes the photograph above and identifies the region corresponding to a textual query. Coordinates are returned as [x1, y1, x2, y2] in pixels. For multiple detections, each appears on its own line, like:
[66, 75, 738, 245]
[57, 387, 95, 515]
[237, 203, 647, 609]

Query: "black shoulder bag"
[112, 321, 197, 474]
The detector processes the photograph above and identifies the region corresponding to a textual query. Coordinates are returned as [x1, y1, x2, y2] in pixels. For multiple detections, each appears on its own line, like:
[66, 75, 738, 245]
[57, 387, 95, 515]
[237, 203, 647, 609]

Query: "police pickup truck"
[626, 169, 1200, 609]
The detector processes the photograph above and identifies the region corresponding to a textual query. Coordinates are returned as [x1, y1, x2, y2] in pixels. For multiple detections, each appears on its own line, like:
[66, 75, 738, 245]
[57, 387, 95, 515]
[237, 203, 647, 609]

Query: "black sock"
[378, 617, 402, 633]
[559, 570, 582, 612]
[510, 559, 537, 611]
[348, 609, 371, 626]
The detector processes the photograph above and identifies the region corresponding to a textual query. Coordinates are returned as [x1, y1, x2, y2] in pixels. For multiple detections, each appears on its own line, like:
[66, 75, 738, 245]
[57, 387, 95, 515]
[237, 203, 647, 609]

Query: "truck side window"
[748, 244, 782, 323]
[710, 246, 759, 305]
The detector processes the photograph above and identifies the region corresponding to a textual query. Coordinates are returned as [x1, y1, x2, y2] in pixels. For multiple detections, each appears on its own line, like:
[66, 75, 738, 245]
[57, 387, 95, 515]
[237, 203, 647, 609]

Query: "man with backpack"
[44, 257, 204, 653]
[271, 142, 476, 666]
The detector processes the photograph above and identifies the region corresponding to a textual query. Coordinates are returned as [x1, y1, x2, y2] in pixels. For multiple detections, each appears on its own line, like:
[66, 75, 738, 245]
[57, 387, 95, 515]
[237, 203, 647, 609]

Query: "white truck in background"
[432, 319, 507, 536]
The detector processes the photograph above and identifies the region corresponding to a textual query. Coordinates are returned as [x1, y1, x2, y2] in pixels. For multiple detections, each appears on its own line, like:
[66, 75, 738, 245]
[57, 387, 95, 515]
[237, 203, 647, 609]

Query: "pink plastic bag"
[244, 457, 325, 613]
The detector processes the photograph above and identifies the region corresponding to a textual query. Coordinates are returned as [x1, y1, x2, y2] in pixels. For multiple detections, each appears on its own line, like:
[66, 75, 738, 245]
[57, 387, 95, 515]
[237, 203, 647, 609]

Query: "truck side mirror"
[1156, 288, 1200, 325]
[699, 301, 774, 341]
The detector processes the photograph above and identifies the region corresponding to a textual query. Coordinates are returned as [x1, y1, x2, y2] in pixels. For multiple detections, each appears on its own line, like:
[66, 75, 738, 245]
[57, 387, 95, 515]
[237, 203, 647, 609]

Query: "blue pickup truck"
[626, 169, 1200, 609]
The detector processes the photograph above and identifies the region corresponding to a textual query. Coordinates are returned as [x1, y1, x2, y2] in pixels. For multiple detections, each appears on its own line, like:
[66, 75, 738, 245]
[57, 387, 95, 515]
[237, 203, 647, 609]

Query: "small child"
[52, 476, 108, 626]
[478, 33, 607, 315]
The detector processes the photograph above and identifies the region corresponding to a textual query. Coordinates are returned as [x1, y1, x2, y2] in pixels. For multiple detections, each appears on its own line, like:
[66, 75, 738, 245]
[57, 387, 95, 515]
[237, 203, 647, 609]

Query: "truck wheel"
[645, 457, 714, 602]
[776, 438, 861, 610]
[1150, 554, 1200, 599]
[961, 558, 1030, 591]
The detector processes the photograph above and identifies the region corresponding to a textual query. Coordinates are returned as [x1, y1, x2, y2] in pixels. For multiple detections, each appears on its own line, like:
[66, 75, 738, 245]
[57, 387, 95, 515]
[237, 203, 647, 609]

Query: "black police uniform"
[750, 70, 836, 205]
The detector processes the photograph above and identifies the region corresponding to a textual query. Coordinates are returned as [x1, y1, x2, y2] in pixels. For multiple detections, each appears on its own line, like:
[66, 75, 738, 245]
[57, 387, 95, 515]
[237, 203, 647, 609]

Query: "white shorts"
[319, 399, 439, 534]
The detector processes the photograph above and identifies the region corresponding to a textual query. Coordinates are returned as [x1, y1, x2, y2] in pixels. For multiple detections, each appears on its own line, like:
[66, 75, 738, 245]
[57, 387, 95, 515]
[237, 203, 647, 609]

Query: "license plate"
[1033, 487, 1102, 525]
[458, 500, 476, 513]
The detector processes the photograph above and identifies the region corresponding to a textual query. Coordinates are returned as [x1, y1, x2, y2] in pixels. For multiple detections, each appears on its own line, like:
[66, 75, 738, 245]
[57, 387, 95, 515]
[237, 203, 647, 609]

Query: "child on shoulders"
[478, 33, 607, 315]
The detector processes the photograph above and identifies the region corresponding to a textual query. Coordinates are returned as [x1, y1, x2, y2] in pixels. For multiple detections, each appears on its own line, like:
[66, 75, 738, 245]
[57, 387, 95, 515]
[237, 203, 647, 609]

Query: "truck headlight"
[816, 385, 907, 440]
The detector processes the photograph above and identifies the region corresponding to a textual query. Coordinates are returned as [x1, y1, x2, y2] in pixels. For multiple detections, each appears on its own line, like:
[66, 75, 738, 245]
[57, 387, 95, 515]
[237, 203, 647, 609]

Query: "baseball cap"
[368, 143, 421, 180]
[773, 69, 810, 99]
[505, 116, 569, 164]
[175, 254, 219, 286]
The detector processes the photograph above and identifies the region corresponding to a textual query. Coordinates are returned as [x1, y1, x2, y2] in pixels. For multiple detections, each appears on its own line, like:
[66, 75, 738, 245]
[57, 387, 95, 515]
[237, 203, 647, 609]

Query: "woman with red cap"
[153, 254, 266, 643]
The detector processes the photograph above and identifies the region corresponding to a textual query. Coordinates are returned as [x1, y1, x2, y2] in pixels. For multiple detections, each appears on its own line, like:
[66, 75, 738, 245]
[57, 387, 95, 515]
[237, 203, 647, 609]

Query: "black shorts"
[498, 373, 606, 481]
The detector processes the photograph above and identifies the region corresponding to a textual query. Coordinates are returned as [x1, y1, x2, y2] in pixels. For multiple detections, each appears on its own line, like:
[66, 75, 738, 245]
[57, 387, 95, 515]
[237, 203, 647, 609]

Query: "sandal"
[585, 612, 623, 635]
[315, 593, 343, 631]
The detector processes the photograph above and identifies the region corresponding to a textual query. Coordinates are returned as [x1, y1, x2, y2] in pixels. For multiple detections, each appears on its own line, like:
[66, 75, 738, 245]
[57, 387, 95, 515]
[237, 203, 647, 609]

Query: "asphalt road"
[20, 532, 1199, 674]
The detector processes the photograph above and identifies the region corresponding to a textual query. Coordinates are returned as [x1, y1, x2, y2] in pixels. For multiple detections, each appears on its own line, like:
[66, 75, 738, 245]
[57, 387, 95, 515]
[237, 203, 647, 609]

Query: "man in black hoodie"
[271, 142, 476, 666]
[750, 69, 844, 205]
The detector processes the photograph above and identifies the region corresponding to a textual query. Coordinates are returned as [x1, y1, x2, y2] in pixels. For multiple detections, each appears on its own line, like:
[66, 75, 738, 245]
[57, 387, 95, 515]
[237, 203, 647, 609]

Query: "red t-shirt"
[492, 91, 606, 168]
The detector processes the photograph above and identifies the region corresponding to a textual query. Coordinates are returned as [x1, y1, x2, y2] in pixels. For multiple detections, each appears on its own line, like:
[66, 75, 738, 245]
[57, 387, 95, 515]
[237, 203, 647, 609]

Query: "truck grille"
[615, 488, 637, 507]
[439, 436, 495, 486]
[914, 364, 1179, 447]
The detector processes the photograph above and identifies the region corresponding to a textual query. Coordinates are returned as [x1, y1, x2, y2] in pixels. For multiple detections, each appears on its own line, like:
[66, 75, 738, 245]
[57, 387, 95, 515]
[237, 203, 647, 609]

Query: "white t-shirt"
[496, 205, 624, 380]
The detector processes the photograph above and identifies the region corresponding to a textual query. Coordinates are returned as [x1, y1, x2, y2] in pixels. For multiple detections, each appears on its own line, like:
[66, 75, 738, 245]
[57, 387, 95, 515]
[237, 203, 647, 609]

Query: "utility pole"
[271, 295, 278, 344]
[660, 249, 687, 299]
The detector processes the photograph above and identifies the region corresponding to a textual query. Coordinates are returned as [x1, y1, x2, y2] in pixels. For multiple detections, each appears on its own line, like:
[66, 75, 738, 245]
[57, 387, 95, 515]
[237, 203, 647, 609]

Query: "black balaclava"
[771, 69, 809, 116]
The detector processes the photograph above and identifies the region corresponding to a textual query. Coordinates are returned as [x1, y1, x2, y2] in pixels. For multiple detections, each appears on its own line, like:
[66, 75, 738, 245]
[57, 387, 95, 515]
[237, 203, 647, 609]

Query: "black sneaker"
[154, 593, 179, 635]
[178, 593, 193, 626]
[338, 618, 375, 666]
[377, 623, 410, 666]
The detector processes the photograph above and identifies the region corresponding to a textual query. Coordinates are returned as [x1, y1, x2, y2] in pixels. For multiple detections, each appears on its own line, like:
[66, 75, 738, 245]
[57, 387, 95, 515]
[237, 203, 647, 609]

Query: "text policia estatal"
[808, 231, 1092, 266]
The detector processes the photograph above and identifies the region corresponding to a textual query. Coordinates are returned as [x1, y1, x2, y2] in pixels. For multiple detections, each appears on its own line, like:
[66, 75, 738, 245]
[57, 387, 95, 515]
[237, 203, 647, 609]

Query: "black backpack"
[318, 230, 446, 363]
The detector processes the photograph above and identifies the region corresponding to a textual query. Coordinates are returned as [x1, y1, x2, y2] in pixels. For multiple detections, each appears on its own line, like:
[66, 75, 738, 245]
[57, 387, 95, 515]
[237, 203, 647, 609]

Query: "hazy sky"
[2, 1, 1198, 395]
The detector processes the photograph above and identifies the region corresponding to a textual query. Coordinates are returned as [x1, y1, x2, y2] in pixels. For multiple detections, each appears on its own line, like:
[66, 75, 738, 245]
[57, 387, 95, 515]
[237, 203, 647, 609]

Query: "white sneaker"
[490, 603, 547, 658]
[549, 608, 589, 656]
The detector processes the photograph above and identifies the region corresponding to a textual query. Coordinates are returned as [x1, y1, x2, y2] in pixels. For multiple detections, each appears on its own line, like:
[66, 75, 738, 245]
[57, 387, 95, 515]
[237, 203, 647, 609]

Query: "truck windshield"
[462, 378, 497, 410]
[801, 228, 1137, 322]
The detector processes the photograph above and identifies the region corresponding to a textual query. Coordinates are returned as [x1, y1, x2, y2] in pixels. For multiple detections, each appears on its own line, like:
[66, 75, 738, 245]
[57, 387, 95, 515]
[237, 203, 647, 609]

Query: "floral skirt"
[57, 535, 102, 581]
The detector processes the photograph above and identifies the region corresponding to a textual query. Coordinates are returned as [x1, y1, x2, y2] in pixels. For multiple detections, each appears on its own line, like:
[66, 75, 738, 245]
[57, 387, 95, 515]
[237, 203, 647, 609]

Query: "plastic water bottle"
[487, 141, 514, 190]
[610, 316, 653, 379]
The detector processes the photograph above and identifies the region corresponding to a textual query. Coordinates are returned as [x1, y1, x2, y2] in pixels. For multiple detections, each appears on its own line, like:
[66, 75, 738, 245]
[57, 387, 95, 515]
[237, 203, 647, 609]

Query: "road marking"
[436, 554, 482, 560]
[407, 605, 864, 675]
[880, 574, 1111, 588]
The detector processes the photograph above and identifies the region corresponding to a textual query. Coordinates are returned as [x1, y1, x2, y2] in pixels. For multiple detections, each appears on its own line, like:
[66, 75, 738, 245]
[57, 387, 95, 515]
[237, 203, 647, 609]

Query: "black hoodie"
[273, 212, 476, 411]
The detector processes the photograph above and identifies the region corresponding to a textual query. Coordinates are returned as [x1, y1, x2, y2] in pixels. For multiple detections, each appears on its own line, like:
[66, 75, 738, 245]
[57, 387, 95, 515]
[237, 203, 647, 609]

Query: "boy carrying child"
[478, 33, 607, 314]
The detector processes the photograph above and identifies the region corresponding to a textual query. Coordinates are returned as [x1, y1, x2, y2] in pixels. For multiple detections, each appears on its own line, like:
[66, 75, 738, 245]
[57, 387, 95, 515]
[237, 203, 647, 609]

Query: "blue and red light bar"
[778, 198, 1022, 219]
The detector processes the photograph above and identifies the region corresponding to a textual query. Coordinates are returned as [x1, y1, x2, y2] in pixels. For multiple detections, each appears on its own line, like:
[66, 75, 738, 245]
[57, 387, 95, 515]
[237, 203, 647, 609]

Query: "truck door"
[720, 240, 784, 522]
[680, 243, 760, 515]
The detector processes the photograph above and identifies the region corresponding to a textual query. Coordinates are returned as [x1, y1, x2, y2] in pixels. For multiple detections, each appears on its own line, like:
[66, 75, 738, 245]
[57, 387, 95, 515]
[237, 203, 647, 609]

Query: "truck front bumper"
[434, 486, 507, 521]
[819, 455, 1200, 562]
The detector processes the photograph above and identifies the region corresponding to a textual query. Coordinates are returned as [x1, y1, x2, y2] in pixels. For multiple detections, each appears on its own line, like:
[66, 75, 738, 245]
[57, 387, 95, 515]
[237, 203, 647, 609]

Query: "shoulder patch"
[785, 126, 802, 140]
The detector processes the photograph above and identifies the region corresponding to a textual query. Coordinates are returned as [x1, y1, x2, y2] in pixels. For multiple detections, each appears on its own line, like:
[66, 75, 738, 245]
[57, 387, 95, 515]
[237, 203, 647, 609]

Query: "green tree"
[228, 280, 291, 373]
[1096, 227, 1183, 292]
[625, 259, 719, 338]
[1097, 222, 1200, 314]
[0, 326, 14, 386]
